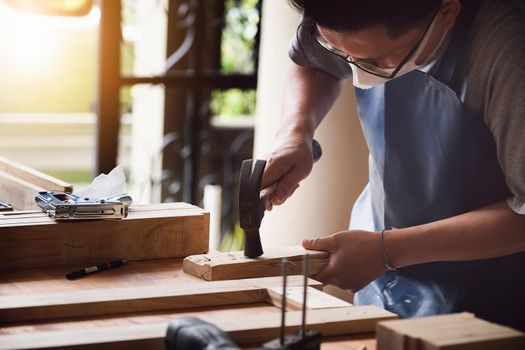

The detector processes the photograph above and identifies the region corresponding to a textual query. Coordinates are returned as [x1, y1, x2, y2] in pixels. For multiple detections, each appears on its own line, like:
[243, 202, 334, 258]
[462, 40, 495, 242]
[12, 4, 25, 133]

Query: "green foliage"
[210, 89, 256, 117]
[221, 0, 260, 74]
[211, 0, 260, 118]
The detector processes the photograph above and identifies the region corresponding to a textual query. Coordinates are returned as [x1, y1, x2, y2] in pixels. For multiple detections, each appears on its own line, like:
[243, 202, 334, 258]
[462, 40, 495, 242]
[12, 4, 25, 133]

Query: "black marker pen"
[66, 259, 127, 280]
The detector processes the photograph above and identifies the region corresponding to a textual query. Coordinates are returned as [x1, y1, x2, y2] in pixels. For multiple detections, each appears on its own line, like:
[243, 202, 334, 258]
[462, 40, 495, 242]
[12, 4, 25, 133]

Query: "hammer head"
[239, 159, 266, 258]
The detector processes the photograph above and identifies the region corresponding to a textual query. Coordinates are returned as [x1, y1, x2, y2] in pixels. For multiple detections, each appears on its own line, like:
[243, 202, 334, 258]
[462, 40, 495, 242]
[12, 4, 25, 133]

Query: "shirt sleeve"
[476, 2, 525, 215]
[288, 16, 353, 80]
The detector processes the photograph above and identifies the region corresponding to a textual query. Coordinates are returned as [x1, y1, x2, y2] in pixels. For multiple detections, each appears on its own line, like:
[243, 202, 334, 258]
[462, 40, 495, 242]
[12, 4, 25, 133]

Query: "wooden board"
[376, 313, 525, 350]
[0, 156, 72, 210]
[0, 203, 209, 270]
[0, 305, 396, 350]
[0, 258, 394, 350]
[0, 275, 321, 323]
[0, 171, 46, 211]
[0, 257, 324, 323]
[0, 304, 379, 349]
[183, 246, 329, 281]
[0, 156, 73, 192]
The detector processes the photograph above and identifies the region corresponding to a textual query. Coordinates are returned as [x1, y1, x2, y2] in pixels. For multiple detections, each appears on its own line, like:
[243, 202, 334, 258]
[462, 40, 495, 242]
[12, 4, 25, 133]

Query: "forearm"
[280, 63, 342, 139]
[388, 201, 525, 268]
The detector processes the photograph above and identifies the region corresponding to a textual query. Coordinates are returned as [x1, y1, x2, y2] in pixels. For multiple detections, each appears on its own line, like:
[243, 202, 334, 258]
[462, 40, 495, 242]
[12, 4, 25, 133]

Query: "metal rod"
[280, 258, 288, 345]
[301, 254, 309, 337]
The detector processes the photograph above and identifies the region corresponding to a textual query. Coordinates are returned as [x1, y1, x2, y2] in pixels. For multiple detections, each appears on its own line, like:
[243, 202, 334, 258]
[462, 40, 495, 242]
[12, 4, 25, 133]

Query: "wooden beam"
[0, 305, 396, 350]
[0, 171, 44, 211]
[0, 204, 209, 270]
[376, 313, 525, 350]
[0, 157, 73, 210]
[0, 156, 73, 193]
[183, 246, 329, 281]
[0, 276, 321, 323]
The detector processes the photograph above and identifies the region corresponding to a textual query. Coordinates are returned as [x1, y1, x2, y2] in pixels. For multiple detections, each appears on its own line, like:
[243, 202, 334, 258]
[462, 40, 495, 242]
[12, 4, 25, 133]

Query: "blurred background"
[0, 0, 368, 252]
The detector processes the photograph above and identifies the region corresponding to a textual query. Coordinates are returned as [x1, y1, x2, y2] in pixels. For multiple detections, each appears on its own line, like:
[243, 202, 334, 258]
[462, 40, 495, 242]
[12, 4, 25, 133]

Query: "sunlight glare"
[0, 3, 99, 72]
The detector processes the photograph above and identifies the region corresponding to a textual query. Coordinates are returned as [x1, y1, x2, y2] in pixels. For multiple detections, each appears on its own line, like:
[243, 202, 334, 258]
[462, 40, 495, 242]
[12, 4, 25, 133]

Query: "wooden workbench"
[0, 258, 387, 349]
[0, 158, 388, 348]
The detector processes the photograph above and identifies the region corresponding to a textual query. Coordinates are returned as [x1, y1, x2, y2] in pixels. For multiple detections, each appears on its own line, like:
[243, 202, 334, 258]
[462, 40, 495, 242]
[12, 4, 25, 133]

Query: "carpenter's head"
[291, 0, 461, 74]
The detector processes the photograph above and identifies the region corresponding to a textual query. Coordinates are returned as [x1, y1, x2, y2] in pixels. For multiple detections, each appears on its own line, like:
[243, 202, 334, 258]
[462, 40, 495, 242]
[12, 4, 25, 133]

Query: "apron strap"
[433, 0, 482, 86]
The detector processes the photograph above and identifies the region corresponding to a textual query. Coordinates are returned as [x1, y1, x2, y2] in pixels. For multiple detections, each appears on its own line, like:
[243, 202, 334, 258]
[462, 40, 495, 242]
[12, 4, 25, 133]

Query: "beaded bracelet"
[380, 229, 397, 272]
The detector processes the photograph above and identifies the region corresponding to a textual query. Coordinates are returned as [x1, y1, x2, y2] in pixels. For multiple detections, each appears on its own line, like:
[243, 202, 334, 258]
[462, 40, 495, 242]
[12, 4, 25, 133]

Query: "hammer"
[239, 140, 322, 258]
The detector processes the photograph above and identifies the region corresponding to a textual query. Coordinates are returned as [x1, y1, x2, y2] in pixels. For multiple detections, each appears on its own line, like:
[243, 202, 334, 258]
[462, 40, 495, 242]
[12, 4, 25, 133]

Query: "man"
[261, 0, 525, 330]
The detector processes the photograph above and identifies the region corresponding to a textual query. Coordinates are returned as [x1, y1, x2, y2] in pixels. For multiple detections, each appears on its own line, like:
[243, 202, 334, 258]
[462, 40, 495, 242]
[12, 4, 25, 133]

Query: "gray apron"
[350, 0, 525, 330]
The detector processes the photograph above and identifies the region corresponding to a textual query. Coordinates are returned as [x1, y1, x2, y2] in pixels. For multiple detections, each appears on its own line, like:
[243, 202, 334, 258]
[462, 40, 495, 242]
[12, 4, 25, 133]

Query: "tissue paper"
[76, 165, 128, 200]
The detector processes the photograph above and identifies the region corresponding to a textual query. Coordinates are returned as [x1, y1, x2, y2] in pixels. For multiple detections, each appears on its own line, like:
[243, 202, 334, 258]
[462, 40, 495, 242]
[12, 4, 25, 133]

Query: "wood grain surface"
[0, 258, 323, 323]
[183, 246, 330, 281]
[0, 305, 395, 350]
[0, 156, 72, 210]
[376, 313, 525, 350]
[0, 258, 394, 350]
[0, 203, 209, 270]
[0, 156, 73, 193]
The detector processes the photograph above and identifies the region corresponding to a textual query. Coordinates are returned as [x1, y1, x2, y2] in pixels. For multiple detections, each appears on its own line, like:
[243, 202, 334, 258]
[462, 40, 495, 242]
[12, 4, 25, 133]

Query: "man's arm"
[389, 201, 525, 267]
[303, 201, 525, 291]
[261, 62, 342, 205]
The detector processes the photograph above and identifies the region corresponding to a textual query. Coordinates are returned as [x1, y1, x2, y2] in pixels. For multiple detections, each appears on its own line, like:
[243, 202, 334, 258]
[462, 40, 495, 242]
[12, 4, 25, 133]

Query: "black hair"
[289, 0, 443, 38]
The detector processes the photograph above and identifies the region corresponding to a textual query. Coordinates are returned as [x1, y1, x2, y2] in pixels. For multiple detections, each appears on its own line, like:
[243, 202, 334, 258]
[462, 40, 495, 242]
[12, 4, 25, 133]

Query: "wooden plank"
[0, 275, 321, 323]
[0, 259, 211, 297]
[0, 204, 209, 270]
[0, 207, 207, 226]
[0, 257, 325, 323]
[0, 157, 73, 210]
[0, 171, 45, 210]
[0, 204, 200, 222]
[183, 246, 329, 281]
[376, 313, 525, 350]
[0, 305, 396, 350]
[0, 308, 377, 349]
[129, 202, 198, 211]
[0, 156, 73, 193]
[266, 286, 352, 311]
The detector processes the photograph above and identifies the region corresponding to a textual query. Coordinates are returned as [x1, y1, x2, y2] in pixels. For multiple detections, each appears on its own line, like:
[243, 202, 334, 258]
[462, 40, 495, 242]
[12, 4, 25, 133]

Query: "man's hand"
[303, 230, 387, 292]
[261, 128, 314, 209]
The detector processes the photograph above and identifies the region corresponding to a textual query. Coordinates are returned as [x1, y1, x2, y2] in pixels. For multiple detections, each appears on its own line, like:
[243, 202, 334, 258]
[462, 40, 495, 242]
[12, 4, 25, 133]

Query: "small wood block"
[0, 305, 397, 350]
[183, 246, 329, 281]
[376, 312, 525, 350]
[0, 203, 209, 270]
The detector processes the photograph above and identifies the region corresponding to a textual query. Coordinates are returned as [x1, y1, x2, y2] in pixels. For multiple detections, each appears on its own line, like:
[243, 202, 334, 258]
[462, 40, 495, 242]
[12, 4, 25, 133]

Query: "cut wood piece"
[0, 276, 321, 323]
[0, 157, 73, 210]
[0, 156, 73, 193]
[267, 286, 352, 310]
[0, 305, 396, 350]
[0, 171, 45, 211]
[0, 203, 209, 270]
[376, 312, 525, 350]
[183, 246, 329, 281]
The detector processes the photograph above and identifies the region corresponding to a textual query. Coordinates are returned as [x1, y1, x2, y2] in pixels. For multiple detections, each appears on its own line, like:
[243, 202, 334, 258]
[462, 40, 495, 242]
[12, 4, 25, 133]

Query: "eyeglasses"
[311, 12, 437, 79]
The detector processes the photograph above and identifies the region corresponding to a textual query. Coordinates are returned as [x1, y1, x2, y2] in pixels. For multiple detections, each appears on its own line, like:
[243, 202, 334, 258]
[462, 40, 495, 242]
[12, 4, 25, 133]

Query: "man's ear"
[439, 0, 461, 31]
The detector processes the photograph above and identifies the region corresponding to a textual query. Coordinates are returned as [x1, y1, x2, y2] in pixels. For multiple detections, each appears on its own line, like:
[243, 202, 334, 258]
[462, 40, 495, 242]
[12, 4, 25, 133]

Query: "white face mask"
[351, 6, 449, 89]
